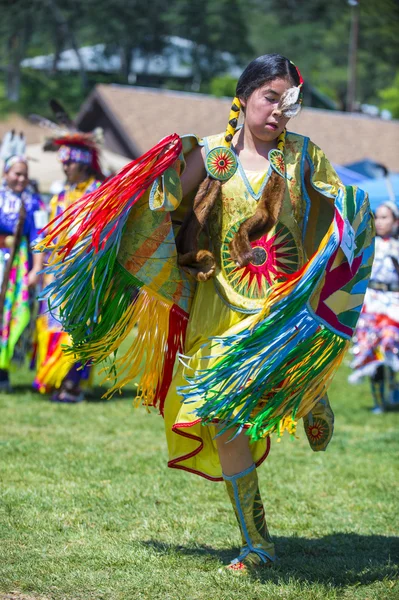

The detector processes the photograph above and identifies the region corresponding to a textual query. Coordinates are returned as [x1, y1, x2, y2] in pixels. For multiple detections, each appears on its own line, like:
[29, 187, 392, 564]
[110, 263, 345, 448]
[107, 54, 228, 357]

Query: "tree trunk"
[46, 0, 88, 90]
[120, 44, 134, 83]
[51, 31, 63, 74]
[6, 33, 22, 102]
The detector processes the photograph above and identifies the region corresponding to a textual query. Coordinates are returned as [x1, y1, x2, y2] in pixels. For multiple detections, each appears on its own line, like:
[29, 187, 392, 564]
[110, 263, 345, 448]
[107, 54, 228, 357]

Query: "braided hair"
[176, 54, 302, 279]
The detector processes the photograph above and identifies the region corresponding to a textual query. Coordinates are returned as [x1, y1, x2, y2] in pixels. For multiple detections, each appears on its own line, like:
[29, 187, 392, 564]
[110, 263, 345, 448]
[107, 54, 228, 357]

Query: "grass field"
[0, 364, 398, 600]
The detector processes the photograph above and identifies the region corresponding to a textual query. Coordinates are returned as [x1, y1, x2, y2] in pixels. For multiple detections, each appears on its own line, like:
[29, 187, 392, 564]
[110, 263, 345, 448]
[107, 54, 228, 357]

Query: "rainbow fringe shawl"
[179, 186, 374, 441]
[36, 135, 185, 412]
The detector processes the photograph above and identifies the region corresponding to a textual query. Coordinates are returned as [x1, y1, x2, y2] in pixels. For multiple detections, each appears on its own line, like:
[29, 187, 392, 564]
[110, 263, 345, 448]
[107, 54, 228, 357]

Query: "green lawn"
[0, 364, 398, 600]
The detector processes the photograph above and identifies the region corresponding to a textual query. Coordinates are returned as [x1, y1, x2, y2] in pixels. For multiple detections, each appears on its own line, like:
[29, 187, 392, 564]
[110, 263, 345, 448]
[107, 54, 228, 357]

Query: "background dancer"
[34, 131, 103, 402]
[0, 155, 44, 391]
[350, 201, 399, 412]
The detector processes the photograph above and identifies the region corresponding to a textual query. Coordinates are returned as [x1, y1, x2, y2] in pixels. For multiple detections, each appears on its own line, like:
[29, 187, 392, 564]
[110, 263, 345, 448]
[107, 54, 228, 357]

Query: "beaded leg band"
[222, 463, 275, 573]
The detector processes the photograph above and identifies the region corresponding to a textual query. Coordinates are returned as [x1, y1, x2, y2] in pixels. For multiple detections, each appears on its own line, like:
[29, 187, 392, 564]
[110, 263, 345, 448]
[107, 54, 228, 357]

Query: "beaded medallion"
[205, 146, 238, 181]
[268, 149, 286, 179]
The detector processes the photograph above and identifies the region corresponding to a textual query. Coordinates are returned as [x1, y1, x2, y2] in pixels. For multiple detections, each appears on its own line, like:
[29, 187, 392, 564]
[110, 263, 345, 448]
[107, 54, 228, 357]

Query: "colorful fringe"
[36, 135, 184, 409]
[180, 187, 374, 441]
[33, 315, 73, 392]
[0, 240, 30, 370]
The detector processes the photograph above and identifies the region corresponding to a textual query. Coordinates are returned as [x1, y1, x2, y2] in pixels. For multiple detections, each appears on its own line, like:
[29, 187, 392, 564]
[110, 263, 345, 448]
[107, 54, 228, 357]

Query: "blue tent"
[345, 159, 388, 180]
[333, 164, 367, 186]
[355, 174, 399, 212]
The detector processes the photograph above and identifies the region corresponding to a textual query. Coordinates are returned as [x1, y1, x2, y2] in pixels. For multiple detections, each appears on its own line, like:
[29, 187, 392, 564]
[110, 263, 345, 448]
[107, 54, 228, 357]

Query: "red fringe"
[41, 134, 182, 257]
[155, 304, 189, 416]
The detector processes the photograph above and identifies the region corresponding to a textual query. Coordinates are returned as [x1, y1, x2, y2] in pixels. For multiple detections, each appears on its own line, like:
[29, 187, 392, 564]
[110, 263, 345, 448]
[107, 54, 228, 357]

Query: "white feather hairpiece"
[278, 86, 302, 118]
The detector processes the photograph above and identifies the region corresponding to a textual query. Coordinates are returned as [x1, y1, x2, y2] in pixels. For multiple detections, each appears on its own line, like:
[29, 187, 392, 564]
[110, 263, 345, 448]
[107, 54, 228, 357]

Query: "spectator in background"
[0, 130, 26, 162]
[350, 201, 399, 411]
[0, 156, 44, 391]
[34, 133, 103, 402]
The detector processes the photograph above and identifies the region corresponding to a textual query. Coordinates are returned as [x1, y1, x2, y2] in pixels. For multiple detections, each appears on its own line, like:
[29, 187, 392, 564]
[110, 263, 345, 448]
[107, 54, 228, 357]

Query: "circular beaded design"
[205, 146, 238, 181]
[221, 219, 299, 299]
[268, 149, 286, 178]
[305, 418, 330, 448]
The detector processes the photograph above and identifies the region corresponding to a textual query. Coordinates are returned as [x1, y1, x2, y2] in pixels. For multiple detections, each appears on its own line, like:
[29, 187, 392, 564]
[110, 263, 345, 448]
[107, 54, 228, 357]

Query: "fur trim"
[176, 176, 221, 281]
[178, 249, 216, 281]
[229, 171, 285, 267]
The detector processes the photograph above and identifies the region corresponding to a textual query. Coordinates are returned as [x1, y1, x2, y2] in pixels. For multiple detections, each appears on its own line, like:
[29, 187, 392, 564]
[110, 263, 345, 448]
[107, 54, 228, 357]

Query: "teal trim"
[285, 130, 306, 139]
[181, 133, 202, 150]
[222, 463, 255, 481]
[205, 130, 269, 199]
[309, 154, 336, 200]
[235, 158, 271, 201]
[148, 178, 161, 211]
[300, 137, 310, 243]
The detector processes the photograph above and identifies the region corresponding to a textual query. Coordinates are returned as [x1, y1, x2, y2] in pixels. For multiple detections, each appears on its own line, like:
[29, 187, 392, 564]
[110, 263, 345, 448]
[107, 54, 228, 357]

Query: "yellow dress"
[164, 133, 307, 480]
[36, 131, 374, 468]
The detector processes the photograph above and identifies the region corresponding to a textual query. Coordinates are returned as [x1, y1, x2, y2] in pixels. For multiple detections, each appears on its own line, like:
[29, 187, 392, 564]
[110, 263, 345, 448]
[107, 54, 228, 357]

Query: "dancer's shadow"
[7, 382, 37, 394]
[142, 533, 398, 586]
[10, 383, 136, 402]
[84, 385, 136, 402]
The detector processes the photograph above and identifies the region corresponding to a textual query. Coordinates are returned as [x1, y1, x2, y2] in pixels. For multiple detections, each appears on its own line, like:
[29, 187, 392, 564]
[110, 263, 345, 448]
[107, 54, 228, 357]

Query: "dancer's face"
[240, 77, 292, 143]
[375, 205, 398, 237]
[63, 161, 89, 185]
[5, 162, 28, 194]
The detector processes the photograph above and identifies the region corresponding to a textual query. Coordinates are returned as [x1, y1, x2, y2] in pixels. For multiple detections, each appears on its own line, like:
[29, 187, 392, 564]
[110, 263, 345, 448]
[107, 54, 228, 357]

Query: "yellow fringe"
[255, 337, 349, 439]
[294, 340, 350, 419]
[275, 416, 298, 442]
[94, 286, 173, 406]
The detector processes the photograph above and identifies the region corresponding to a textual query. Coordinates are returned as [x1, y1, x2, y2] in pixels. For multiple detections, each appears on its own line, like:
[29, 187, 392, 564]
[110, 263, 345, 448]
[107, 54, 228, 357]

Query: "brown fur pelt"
[176, 176, 221, 281]
[229, 170, 286, 267]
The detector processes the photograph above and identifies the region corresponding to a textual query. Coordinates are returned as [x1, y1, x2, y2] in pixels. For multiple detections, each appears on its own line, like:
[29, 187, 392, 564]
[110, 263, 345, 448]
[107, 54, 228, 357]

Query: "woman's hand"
[28, 251, 44, 288]
[28, 269, 39, 288]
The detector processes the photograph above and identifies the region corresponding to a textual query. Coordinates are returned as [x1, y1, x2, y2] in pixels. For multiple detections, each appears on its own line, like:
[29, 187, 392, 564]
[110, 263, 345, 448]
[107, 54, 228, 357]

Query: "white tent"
[24, 143, 131, 194]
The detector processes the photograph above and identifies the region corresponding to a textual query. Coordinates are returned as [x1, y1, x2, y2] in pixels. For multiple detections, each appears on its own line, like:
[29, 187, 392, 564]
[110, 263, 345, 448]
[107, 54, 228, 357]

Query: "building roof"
[77, 84, 399, 171]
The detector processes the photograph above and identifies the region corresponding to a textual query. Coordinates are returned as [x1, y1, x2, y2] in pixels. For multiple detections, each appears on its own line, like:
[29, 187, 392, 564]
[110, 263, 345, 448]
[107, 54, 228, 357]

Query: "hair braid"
[176, 98, 241, 281]
[223, 98, 241, 146]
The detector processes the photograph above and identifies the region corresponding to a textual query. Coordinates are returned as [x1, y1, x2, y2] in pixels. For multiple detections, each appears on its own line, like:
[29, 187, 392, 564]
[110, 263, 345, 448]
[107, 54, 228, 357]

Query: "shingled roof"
[77, 84, 399, 171]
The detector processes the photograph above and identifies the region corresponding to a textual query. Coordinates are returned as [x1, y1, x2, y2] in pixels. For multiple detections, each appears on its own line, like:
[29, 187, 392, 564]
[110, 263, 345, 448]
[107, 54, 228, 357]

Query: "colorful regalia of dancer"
[36, 54, 375, 572]
[349, 201, 399, 412]
[0, 154, 45, 391]
[34, 132, 103, 402]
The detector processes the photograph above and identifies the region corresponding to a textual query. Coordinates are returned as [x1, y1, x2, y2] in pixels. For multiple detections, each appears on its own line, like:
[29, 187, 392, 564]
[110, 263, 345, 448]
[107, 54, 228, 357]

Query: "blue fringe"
[178, 230, 339, 426]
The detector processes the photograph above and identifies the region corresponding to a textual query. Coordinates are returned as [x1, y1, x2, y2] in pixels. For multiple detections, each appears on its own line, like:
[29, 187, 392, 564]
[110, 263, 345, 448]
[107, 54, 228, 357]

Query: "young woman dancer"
[38, 54, 374, 572]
